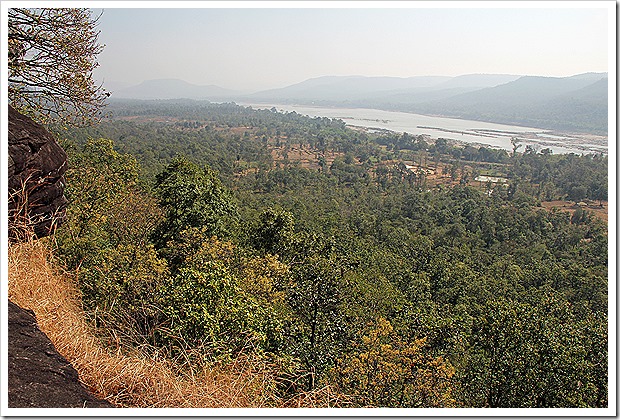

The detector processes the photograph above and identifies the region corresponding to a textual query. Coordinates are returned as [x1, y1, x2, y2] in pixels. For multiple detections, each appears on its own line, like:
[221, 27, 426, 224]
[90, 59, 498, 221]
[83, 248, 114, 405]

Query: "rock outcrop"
[8, 107, 112, 408]
[8, 105, 68, 239]
[8, 300, 114, 408]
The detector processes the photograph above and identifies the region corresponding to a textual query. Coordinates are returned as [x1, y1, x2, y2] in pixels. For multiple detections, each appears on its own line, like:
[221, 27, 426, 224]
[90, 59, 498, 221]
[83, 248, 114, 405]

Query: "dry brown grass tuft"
[7, 238, 308, 408]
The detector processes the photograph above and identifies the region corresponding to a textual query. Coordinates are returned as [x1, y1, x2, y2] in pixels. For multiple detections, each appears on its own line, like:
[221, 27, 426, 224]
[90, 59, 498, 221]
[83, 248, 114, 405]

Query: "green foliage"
[78, 242, 169, 342]
[57, 100, 607, 407]
[158, 262, 272, 360]
[155, 232, 288, 363]
[458, 296, 607, 407]
[284, 254, 349, 388]
[56, 138, 168, 344]
[251, 207, 295, 255]
[152, 156, 237, 248]
[510, 152, 607, 202]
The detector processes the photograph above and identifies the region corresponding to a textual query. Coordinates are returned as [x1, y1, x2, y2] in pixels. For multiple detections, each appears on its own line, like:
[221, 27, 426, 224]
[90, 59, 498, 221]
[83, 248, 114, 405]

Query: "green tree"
[459, 297, 606, 407]
[156, 235, 285, 362]
[8, 8, 108, 126]
[285, 252, 348, 390]
[57, 138, 168, 345]
[152, 156, 237, 249]
[60, 138, 141, 240]
[251, 207, 295, 255]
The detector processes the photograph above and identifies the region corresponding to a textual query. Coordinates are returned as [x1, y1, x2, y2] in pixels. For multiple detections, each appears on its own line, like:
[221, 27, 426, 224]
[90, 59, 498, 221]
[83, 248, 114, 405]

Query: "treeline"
[53, 100, 608, 407]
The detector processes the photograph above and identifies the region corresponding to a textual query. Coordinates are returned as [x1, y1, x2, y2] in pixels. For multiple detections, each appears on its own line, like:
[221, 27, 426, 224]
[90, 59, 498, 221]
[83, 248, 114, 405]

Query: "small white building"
[405, 164, 435, 175]
[475, 175, 508, 184]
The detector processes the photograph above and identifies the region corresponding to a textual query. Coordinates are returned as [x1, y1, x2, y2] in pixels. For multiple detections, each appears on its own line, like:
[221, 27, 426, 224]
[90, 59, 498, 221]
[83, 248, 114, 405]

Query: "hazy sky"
[91, 2, 612, 92]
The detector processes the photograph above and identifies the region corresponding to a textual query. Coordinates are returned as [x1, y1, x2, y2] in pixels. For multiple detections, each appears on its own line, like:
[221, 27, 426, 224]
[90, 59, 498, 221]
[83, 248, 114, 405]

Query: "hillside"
[428, 73, 606, 106]
[412, 74, 608, 133]
[14, 100, 608, 409]
[8, 238, 324, 408]
[525, 77, 609, 133]
[8, 4, 610, 411]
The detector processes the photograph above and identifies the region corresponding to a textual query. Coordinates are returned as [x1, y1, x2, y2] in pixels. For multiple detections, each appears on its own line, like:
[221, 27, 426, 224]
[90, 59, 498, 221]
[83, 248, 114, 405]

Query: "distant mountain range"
[110, 78, 241, 100]
[108, 72, 608, 134]
[249, 74, 523, 102]
[403, 73, 609, 134]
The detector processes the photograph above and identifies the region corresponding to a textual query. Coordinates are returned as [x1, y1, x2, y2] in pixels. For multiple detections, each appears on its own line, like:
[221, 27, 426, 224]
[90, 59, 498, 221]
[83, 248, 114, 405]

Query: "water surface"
[239, 103, 607, 155]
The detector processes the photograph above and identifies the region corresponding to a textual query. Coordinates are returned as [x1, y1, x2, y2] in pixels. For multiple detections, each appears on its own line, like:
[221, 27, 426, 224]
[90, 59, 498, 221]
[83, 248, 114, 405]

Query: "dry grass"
[8, 238, 335, 408]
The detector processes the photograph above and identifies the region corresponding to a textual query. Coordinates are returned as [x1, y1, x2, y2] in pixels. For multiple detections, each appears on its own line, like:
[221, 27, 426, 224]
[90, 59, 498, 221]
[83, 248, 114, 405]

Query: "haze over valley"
[108, 71, 609, 152]
[95, 6, 611, 151]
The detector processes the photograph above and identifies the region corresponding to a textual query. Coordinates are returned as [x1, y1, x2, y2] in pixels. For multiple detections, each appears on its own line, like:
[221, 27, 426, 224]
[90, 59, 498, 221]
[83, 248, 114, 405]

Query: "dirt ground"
[540, 200, 608, 223]
[270, 144, 343, 170]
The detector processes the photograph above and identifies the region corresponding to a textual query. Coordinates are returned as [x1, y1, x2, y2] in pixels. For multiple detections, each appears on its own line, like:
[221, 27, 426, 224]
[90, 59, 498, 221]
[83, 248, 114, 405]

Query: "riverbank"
[239, 102, 607, 155]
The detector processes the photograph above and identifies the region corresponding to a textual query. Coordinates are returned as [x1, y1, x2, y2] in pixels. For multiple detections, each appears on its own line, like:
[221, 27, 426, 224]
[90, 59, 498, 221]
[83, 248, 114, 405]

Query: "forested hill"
[410, 74, 608, 134]
[53, 99, 608, 408]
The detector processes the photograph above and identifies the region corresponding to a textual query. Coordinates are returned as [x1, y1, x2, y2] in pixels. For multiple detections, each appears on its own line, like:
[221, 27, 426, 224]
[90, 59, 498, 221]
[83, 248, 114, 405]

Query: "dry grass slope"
[8, 238, 337, 408]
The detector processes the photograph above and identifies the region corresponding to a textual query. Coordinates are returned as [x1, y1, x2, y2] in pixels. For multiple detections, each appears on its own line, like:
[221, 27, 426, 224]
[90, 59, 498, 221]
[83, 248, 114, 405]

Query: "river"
[238, 102, 607, 155]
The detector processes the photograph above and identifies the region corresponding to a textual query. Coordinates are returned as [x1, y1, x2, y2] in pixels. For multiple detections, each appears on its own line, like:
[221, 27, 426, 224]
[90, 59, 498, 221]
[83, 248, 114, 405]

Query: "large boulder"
[8, 105, 68, 239]
[8, 300, 114, 408]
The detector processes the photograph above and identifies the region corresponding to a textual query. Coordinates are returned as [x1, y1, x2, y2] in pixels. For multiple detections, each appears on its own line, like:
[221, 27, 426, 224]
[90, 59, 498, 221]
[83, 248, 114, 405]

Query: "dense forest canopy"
[53, 99, 608, 408]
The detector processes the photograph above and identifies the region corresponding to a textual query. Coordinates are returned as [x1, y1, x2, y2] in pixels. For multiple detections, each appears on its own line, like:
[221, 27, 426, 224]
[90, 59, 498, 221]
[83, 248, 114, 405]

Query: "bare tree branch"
[8, 8, 108, 127]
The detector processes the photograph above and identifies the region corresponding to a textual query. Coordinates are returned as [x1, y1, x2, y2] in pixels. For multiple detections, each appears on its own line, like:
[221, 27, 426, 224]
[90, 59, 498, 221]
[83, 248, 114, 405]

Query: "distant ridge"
[412, 73, 608, 133]
[249, 75, 452, 102]
[247, 74, 525, 103]
[430, 73, 608, 106]
[432, 73, 521, 89]
[110, 79, 242, 100]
